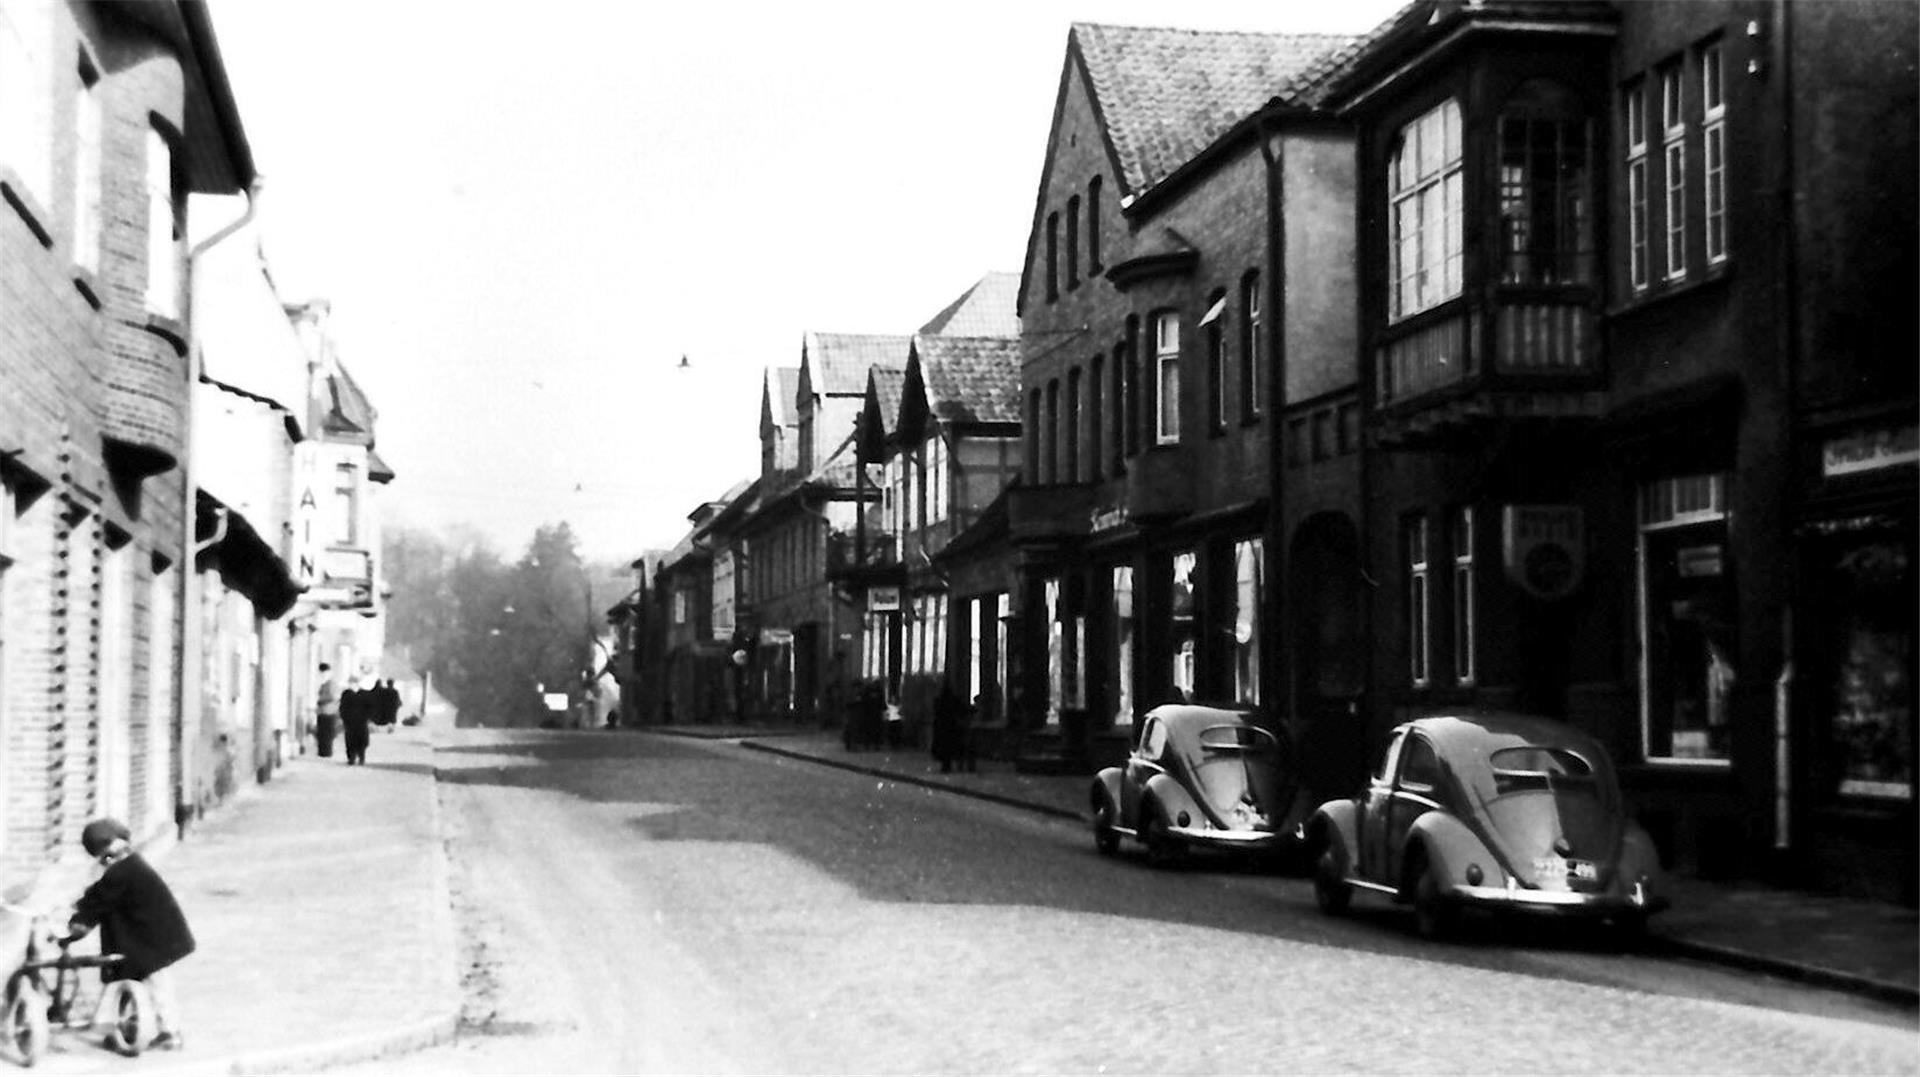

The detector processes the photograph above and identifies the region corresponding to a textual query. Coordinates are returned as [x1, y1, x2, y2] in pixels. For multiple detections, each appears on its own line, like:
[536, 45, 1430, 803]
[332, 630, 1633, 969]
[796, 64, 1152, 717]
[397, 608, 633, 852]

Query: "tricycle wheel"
[1091, 798, 1119, 857]
[5, 982, 48, 1066]
[102, 980, 152, 1056]
[1313, 846, 1352, 916]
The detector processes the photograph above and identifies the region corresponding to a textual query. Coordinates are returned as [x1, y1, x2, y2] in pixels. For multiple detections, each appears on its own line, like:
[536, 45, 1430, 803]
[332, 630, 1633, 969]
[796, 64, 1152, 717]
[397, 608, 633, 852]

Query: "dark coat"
[71, 853, 195, 981]
[341, 688, 371, 732]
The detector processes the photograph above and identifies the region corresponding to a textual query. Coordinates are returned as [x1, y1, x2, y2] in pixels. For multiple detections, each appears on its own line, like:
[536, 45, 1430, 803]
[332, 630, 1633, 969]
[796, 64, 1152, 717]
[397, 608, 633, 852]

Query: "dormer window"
[1497, 80, 1593, 286]
[1389, 99, 1463, 321]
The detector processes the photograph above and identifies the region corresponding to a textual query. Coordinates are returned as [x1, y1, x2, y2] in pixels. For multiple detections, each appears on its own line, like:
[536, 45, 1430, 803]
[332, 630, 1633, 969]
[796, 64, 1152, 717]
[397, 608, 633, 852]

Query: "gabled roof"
[917, 272, 1021, 338]
[904, 336, 1023, 437]
[857, 367, 908, 461]
[1072, 22, 1356, 198]
[762, 366, 800, 429]
[801, 332, 912, 398]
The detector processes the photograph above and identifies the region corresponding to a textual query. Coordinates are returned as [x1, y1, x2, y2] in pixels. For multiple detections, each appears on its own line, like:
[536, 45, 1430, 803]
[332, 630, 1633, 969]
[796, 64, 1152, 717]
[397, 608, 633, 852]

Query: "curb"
[738, 739, 1083, 823]
[1645, 935, 1920, 1009]
[645, 725, 810, 741]
[737, 737, 1918, 1008]
[145, 729, 468, 1076]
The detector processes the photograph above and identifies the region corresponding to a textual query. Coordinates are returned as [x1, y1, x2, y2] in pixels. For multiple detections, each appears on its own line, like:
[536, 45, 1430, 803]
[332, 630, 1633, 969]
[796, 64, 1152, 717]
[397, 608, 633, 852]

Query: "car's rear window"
[1197, 725, 1276, 753]
[1489, 746, 1595, 795]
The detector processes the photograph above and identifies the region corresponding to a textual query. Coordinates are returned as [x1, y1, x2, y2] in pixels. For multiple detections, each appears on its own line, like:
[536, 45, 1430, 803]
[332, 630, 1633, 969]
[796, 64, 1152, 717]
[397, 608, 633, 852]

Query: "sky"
[205, 0, 1403, 563]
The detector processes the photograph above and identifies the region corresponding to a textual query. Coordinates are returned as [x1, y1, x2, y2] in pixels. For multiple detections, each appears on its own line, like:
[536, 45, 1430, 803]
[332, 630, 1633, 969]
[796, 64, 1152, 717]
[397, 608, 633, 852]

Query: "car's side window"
[1398, 735, 1442, 793]
[1374, 731, 1406, 786]
[1139, 719, 1167, 761]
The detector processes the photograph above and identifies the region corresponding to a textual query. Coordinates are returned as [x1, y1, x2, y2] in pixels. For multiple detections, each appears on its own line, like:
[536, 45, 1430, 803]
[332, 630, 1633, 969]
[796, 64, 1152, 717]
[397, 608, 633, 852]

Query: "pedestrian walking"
[341, 682, 372, 765]
[931, 682, 964, 773]
[314, 664, 340, 758]
[377, 678, 401, 730]
[68, 818, 193, 1051]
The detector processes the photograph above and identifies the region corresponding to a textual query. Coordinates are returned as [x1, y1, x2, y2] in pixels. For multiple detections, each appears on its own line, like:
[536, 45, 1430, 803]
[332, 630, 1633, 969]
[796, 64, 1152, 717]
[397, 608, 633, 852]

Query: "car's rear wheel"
[1313, 845, 1352, 916]
[1142, 805, 1180, 869]
[1091, 797, 1119, 857]
[1412, 858, 1456, 941]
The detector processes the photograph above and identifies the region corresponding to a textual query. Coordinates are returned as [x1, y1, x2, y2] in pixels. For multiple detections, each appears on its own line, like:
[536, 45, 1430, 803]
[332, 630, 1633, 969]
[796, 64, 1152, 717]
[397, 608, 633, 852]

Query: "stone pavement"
[17, 726, 460, 1076]
[646, 724, 1920, 1007]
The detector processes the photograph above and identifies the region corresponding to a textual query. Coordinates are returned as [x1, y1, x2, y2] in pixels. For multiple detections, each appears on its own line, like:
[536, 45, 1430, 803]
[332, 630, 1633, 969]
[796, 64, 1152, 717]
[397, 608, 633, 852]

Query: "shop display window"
[1638, 474, 1733, 763]
[1808, 520, 1915, 803]
[1172, 550, 1197, 701]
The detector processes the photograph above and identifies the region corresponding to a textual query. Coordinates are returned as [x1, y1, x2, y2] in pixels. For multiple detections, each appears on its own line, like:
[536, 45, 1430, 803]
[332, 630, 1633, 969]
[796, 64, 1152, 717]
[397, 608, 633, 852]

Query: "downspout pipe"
[176, 181, 261, 838]
[1769, 0, 1799, 855]
[1255, 114, 1289, 731]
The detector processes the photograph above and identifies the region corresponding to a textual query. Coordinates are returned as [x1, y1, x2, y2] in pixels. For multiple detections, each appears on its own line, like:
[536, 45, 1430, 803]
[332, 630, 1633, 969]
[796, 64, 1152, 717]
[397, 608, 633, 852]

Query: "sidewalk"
[26, 726, 461, 1076]
[691, 726, 1920, 1007]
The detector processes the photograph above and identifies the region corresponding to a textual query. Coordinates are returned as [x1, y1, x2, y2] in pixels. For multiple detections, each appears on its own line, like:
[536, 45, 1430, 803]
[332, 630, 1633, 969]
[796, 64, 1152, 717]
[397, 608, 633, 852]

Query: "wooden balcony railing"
[1376, 299, 1596, 409]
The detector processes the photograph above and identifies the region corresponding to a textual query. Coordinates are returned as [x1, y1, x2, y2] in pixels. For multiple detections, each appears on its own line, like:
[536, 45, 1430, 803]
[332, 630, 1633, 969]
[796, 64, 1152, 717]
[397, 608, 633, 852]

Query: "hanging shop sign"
[1822, 423, 1918, 478]
[1089, 503, 1130, 533]
[868, 585, 902, 613]
[759, 627, 793, 646]
[1501, 504, 1585, 600]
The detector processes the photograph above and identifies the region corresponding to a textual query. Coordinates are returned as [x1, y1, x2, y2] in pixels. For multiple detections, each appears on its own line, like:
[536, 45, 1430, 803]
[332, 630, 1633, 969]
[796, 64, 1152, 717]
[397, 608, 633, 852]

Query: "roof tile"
[914, 335, 1024, 426]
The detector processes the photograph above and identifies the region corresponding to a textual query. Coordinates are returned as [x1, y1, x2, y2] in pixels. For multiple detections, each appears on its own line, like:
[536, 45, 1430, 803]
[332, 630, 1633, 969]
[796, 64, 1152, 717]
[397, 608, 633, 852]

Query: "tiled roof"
[917, 272, 1021, 338]
[1073, 23, 1356, 196]
[915, 336, 1023, 426]
[765, 366, 801, 427]
[1308, 1, 1617, 108]
[870, 367, 907, 436]
[804, 332, 912, 397]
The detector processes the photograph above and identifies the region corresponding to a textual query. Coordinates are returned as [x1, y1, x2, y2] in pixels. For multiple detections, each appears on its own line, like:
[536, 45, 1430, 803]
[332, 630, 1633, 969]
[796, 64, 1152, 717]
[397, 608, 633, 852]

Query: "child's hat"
[81, 818, 131, 857]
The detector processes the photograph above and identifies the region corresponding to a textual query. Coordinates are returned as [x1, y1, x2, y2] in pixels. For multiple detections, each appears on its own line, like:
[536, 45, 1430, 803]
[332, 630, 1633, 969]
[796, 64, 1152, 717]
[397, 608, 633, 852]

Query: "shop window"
[1112, 565, 1135, 726]
[1808, 521, 1914, 803]
[1452, 507, 1476, 686]
[1497, 81, 1593, 286]
[1045, 577, 1062, 725]
[1407, 515, 1431, 687]
[1389, 99, 1463, 320]
[1623, 80, 1650, 291]
[1171, 550, 1197, 701]
[1232, 538, 1263, 705]
[1154, 312, 1181, 445]
[1638, 473, 1731, 762]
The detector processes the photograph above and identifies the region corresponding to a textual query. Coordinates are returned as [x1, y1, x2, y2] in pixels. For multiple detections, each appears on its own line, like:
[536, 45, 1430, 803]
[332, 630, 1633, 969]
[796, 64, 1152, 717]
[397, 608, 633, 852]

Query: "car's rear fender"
[1307, 800, 1359, 866]
[1402, 811, 1500, 897]
[1091, 768, 1124, 816]
[1141, 772, 1201, 826]
[1617, 820, 1664, 892]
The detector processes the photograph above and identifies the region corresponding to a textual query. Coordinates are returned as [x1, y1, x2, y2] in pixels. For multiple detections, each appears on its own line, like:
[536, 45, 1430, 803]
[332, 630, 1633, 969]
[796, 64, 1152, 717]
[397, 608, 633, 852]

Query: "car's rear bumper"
[1165, 825, 1290, 850]
[1449, 881, 1669, 917]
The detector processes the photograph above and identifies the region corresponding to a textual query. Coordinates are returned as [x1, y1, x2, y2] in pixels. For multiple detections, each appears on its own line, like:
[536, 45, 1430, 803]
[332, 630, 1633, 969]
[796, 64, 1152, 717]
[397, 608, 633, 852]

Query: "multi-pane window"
[1451, 507, 1476, 686]
[1407, 515, 1431, 687]
[1497, 82, 1592, 286]
[1046, 211, 1060, 302]
[1087, 177, 1103, 274]
[146, 129, 179, 317]
[924, 435, 948, 524]
[1232, 538, 1263, 705]
[1701, 41, 1727, 264]
[1660, 65, 1687, 281]
[1088, 355, 1104, 482]
[1389, 99, 1464, 320]
[1154, 312, 1180, 445]
[1066, 195, 1080, 289]
[1638, 473, 1732, 763]
[73, 57, 101, 272]
[1065, 368, 1081, 482]
[1203, 292, 1227, 432]
[1240, 273, 1262, 419]
[1624, 81, 1650, 290]
[1112, 565, 1134, 726]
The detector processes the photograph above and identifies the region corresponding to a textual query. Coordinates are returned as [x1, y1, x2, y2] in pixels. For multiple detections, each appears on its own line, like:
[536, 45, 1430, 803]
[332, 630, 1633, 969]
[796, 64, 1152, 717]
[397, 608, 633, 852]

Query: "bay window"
[1497, 81, 1592, 286]
[1389, 99, 1463, 320]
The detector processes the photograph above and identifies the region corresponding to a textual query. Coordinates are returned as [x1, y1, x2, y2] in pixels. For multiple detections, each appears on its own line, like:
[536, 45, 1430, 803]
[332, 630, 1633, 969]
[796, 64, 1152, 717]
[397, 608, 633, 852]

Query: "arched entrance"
[1290, 512, 1368, 798]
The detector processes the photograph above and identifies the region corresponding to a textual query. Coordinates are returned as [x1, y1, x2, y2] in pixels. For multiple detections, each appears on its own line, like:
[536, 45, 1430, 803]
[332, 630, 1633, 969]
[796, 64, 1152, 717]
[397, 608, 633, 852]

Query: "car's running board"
[1347, 878, 1399, 896]
[1111, 826, 1139, 839]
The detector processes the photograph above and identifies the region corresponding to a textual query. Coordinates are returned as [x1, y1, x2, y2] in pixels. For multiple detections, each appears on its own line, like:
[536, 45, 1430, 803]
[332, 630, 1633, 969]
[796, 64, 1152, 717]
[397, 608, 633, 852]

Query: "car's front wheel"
[1091, 797, 1119, 857]
[1313, 845, 1352, 915]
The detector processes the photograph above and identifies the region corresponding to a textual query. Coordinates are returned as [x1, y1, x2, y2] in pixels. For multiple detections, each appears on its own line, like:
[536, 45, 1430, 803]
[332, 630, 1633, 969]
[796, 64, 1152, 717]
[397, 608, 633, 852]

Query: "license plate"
[1534, 856, 1598, 880]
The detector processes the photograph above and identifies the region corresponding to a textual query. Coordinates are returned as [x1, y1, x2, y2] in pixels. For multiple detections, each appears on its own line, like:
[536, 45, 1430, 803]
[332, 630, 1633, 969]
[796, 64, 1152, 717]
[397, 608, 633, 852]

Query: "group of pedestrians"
[312, 664, 402, 765]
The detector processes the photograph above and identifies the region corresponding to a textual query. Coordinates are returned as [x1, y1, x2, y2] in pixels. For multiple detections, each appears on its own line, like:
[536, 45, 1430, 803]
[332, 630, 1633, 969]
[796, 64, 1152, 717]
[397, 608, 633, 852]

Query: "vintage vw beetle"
[1090, 704, 1306, 866]
[1307, 711, 1667, 938]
